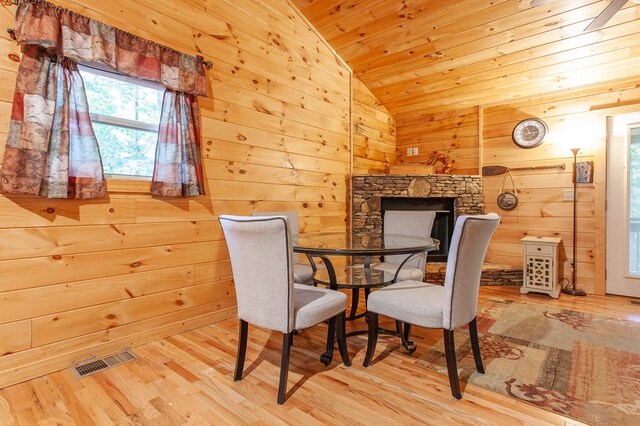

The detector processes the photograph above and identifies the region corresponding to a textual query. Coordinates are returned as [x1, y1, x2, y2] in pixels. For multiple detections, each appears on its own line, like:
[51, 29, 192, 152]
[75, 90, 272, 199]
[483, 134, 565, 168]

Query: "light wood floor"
[2, 285, 638, 425]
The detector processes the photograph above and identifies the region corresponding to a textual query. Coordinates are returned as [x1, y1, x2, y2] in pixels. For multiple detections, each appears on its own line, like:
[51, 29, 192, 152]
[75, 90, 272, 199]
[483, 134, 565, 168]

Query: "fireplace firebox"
[381, 197, 454, 262]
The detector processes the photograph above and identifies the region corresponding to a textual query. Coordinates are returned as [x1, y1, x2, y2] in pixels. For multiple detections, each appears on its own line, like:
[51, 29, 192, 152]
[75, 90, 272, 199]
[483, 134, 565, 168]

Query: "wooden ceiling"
[292, 0, 640, 115]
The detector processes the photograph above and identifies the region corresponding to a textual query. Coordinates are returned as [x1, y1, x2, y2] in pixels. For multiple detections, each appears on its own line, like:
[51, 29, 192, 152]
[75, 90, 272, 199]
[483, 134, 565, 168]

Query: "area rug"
[415, 298, 640, 425]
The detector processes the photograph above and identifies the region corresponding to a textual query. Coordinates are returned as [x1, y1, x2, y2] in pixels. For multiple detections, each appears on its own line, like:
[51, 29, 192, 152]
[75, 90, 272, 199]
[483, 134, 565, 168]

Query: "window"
[80, 65, 164, 178]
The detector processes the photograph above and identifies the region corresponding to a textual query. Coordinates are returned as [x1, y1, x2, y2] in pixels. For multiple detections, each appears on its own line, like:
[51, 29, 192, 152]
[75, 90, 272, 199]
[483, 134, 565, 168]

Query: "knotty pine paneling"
[0, 320, 30, 357]
[0, 267, 195, 325]
[393, 79, 640, 296]
[0, 221, 220, 261]
[0, 240, 228, 292]
[352, 76, 396, 174]
[31, 281, 235, 346]
[294, 1, 640, 115]
[396, 107, 480, 175]
[0, 0, 389, 388]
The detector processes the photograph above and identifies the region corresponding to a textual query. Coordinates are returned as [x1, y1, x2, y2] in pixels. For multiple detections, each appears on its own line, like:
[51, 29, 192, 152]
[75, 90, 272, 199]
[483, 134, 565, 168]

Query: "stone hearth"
[426, 263, 523, 286]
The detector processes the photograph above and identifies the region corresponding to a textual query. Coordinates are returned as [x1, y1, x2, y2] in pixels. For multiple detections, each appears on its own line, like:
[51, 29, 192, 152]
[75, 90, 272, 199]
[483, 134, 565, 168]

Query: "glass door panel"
[629, 127, 640, 276]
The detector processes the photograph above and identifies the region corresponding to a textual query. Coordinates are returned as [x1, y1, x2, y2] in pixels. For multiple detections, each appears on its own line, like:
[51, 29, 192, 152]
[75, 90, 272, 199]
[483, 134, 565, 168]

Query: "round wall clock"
[512, 118, 548, 148]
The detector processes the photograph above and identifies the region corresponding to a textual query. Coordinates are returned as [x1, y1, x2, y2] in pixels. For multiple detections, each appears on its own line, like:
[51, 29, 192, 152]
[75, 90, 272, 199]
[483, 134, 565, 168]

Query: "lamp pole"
[562, 148, 587, 296]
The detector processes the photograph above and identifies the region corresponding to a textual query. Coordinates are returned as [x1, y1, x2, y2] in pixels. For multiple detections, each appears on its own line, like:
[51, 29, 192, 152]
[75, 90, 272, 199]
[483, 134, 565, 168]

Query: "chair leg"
[443, 329, 462, 399]
[363, 312, 378, 367]
[233, 320, 248, 382]
[336, 311, 351, 366]
[469, 317, 484, 374]
[277, 331, 294, 404]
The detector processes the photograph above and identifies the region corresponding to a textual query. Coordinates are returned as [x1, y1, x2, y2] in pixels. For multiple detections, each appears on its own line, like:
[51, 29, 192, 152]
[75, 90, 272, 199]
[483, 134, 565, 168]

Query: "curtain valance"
[14, 0, 208, 97]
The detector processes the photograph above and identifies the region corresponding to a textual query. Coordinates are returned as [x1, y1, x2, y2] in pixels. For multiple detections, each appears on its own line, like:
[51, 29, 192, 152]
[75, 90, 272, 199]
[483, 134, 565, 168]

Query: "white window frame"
[78, 64, 164, 183]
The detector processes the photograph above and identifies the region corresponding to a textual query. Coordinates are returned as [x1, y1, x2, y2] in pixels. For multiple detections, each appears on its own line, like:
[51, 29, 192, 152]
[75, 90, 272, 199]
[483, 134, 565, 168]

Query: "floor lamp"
[562, 147, 587, 296]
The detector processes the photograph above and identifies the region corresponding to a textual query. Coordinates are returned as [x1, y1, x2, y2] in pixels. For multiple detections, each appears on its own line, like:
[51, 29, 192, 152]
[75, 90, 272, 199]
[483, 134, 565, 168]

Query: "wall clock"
[512, 118, 548, 149]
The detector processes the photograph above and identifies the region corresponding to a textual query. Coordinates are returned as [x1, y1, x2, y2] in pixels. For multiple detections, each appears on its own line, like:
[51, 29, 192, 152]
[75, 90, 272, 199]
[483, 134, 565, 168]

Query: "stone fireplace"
[352, 175, 484, 261]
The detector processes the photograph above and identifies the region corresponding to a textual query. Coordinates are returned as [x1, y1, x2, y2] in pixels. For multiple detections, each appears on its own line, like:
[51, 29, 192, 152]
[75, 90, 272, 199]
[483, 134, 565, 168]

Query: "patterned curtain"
[0, 0, 208, 198]
[0, 45, 106, 198]
[151, 90, 205, 197]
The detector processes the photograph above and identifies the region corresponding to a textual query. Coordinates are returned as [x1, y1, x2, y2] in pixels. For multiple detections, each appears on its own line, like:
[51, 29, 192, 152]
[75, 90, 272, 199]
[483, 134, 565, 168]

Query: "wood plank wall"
[352, 76, 396, 174]
[0, 0, 387, 388]
[395, 107, 480, 175]
[390, 78, 640, 296]
[465, 79, 640, 295]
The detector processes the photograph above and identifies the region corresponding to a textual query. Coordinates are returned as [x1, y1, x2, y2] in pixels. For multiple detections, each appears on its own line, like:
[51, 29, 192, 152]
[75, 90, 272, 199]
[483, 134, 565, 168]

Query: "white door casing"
[606, 113, 640, 297]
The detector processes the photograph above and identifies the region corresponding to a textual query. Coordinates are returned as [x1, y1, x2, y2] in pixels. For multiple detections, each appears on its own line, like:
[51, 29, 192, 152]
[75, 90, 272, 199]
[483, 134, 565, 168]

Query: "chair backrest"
[219, 215, 294, 333]
[442, 213, 500, 330]
[252, 211, 300, 245]
[383, 210, 436, 268]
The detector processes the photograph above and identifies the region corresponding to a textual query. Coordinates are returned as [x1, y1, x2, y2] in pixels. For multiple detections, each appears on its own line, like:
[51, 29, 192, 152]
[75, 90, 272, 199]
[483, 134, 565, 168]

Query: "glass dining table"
[294, 232, 439, 363]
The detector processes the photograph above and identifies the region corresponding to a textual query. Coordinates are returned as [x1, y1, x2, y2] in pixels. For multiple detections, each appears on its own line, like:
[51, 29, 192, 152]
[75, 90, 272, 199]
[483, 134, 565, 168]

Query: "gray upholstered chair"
[363, 213, 500, 399]
[372, 210, 437, 282]
[219, 215, 350, 404]
[251, 211, 319, 285]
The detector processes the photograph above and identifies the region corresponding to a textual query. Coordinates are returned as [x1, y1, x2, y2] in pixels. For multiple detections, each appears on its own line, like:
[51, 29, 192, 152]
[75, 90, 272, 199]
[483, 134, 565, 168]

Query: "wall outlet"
[407, 147, 413, 156]
[412, 147, 419, 155]
[563, 190, 575, 201]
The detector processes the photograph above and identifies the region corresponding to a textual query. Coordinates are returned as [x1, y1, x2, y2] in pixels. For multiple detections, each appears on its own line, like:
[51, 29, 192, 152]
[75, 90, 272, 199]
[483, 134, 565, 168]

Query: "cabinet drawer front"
[526, 244, 554, 255]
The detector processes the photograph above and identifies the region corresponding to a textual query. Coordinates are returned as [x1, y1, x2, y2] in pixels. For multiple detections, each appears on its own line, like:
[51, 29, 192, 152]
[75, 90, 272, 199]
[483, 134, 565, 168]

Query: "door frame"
[592, 106, 640, 295]
[589, 113, 606, 295]
[604, 113, 640, 296]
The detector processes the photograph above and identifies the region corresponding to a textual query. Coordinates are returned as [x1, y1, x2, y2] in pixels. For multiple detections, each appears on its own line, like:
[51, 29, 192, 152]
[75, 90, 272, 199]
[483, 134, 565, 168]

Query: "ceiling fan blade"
[530, 0, 552, 6]
[584, 0, 628, 32]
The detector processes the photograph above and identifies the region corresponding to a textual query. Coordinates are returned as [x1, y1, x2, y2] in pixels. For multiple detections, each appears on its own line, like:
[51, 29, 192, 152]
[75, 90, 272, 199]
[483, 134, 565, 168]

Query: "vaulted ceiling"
[292, 0, 640, 115]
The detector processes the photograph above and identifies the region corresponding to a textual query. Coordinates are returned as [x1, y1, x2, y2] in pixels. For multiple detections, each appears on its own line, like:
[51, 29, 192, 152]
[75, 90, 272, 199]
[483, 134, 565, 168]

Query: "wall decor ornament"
[426, 151, 454, 174]
[576, 161, 594, 183]
[496, 169, 518, 210]
[512, 118, 548, 149]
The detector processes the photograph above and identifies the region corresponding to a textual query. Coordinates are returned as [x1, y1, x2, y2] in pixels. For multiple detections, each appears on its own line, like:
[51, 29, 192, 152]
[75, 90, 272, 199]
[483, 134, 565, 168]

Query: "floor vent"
[71, 349, 138, 378]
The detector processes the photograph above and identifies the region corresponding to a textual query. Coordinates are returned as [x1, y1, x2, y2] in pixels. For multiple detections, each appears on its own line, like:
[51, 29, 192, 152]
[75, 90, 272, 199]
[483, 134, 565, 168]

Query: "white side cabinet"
[521, 236, 562, 298]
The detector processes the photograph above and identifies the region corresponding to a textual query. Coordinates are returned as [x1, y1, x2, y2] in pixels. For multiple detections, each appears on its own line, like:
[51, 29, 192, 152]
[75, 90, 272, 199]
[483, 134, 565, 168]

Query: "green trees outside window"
[81, 67, 163, 177]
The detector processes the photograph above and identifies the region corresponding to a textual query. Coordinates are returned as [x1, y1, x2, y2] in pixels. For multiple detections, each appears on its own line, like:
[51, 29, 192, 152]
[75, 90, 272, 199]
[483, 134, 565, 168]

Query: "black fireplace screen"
[381, 197, 455, 262]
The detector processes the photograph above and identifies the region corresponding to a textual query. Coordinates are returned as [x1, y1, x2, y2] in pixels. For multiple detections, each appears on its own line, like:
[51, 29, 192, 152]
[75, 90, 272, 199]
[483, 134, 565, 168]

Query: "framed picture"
[576, 161, 594, 183]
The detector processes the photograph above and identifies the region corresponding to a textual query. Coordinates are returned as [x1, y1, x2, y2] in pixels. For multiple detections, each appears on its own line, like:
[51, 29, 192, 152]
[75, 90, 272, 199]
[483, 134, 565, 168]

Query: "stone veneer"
[426, 263, 523, 287]
[352, 174, 484, 247]
[352, 174, 523, 286]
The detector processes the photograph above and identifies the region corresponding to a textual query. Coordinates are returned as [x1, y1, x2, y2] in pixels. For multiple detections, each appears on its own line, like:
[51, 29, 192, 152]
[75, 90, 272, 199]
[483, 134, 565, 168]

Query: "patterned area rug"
[415, 299, 640, 425]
